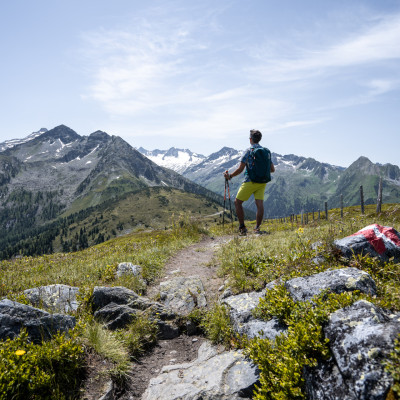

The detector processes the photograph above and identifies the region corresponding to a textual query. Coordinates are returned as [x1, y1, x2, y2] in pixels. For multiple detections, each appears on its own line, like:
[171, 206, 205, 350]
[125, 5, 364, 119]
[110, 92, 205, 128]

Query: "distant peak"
[89, 130, 110, 140]
[42, 125, 80, 143]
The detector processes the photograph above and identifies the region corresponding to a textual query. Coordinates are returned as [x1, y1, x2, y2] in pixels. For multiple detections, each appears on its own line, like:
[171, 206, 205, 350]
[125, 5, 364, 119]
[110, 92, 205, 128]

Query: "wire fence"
[264, 178, 385, 224]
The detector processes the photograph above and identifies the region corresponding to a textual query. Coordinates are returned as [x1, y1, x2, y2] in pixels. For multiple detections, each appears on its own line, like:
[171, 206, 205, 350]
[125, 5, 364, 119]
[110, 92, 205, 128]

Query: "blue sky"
[1, 0, 399, 167]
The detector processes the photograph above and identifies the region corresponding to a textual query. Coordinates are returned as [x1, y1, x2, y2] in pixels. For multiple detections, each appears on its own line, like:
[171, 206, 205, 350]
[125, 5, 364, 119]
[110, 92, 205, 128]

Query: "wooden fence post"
[376, 177, 383, 214]
[318, 210, 320, 220]
[340, 194, 343, 219]
[360, 186, 365, 215]
[301, 211, 304, 225]
[325, 202, 328, 220]
[312, 210, 315, 221]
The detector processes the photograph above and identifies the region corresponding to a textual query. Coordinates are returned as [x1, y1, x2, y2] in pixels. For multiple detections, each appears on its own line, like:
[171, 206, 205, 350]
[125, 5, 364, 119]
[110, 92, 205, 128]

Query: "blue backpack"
[246, 146, 272, 183]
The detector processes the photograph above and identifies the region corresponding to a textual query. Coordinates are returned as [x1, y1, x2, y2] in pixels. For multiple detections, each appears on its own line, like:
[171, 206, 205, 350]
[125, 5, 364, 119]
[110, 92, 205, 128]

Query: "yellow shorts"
[236, 182, 267, 201]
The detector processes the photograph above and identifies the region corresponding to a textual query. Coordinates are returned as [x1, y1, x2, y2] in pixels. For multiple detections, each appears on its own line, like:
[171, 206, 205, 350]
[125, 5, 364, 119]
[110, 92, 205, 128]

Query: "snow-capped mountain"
[140, 144, 400, 217]
[0, 128, 48, 152]
[137, 147, 205, 174]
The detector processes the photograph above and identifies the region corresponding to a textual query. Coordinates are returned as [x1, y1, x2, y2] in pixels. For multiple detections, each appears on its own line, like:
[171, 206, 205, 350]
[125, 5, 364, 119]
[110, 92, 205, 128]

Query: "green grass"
[207, 202, 400, 399]
[1, 202, 400, 399]
[0, 216, 207, 297]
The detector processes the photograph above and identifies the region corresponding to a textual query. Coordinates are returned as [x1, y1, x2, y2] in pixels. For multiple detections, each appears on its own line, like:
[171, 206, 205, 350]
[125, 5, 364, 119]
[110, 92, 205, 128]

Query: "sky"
[1, 0, 399, 167]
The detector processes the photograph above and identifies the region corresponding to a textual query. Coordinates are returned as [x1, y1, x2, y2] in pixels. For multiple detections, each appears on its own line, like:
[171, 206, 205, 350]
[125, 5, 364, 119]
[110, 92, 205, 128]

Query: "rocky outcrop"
[305, 300, 400, 399]
[142, 341, 259, 400]
[0, 299, 76, 343]
[334, 224, 400, 261]
[116, 262, 146, 286]
[158, 276, 207, 315]
[285, 267, 376, 302]
[92, 286, 179, 339]
[221, 267, 400, 399]
[24, 284, 80, 313]
[222, 288, 286, 340]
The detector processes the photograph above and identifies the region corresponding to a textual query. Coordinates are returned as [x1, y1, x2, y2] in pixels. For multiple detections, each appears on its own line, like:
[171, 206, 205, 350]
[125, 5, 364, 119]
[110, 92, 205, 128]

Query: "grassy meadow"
[1, 202, 400, 399]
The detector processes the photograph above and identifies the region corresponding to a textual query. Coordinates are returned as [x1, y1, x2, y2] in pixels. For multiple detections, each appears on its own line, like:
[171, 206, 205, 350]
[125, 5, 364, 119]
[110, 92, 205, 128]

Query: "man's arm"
[224, 162, 246, 180]
[271, 162, 275, 173]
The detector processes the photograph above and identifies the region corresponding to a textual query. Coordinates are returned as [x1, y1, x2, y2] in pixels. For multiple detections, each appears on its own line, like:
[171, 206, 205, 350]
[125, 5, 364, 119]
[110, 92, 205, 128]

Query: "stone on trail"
[305, 300, 400, 400]
[285, 267, 376, 302]
[222, 287, 286, 340]
[92, 286, 178, 338]
[0, 299, 76, 343]
[94, 302, 139, 330]
[334, 224, 400, 262]
[24, 284, 80, 313]
[141, 341, 259, 400]
[159, 276, 207, 315]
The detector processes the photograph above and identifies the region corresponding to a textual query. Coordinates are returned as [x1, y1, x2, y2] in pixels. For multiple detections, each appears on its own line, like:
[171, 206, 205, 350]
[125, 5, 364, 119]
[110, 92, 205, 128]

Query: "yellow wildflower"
[15, 350, 26, 356]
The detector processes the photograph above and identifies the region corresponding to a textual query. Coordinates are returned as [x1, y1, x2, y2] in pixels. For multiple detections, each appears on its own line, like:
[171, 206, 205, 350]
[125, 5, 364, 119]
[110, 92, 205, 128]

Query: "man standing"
[223, 129, 275, 235]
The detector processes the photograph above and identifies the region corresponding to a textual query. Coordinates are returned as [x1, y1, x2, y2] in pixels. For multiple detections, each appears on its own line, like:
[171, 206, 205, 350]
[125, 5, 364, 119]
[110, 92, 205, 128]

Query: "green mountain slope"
[0, 126, 225, 259]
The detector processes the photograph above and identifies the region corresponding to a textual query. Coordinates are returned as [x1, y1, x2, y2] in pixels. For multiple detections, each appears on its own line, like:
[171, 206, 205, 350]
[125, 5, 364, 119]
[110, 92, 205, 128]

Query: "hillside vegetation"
[1, 203, 400, 399]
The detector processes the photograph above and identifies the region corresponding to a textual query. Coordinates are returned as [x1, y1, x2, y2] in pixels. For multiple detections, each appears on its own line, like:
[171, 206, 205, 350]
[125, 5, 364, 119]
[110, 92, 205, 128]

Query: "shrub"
[384, 335, 400, 397]
[248, 288, 363, 399]
[201, 303, 234, 347]
[121, 312, 158, 358]
[0, 329, 84, 400]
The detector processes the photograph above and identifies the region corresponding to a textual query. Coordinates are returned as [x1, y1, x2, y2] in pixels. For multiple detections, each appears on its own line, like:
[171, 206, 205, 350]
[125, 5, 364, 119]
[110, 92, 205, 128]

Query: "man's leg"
[255, 199, 264, 227]
[234, 198, 245, 227]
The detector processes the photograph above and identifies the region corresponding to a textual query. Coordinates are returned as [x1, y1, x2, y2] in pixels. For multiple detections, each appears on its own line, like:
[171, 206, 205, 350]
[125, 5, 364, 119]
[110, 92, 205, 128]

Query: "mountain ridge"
[138, 146, 400, 217]
[0, 125, 227, 259]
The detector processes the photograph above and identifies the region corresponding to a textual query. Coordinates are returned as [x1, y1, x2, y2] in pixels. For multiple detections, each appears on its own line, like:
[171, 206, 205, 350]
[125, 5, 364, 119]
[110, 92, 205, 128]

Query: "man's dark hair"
[250, 129, 262, 143]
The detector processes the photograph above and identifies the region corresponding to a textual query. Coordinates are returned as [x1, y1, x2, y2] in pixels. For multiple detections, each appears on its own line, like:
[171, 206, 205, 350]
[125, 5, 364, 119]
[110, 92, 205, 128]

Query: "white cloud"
[79, 6, 400, 146]
[250, 13, 400, 83]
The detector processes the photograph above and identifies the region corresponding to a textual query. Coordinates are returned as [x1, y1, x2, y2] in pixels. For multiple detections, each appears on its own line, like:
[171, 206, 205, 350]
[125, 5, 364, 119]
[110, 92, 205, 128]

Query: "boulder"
[92, 286, 178, 338]
[116, 262, 142, 278]
[305, 300, 400, 400]
[142, 341, 259, 400]
[24, 284, 80, 313]
[285, 267, 376, 302]
[0, 299, 76, 343]
[92, 286, 154, 311]
[222, 286, 286, 340]
[159, 277, 207, 315]
[94, 302, 139, 330]
[334, 224, 400, 261]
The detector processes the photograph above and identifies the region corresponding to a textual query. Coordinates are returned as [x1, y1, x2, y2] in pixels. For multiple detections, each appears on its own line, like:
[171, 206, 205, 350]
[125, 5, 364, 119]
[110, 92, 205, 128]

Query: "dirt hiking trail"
[118, 234, 232, 399]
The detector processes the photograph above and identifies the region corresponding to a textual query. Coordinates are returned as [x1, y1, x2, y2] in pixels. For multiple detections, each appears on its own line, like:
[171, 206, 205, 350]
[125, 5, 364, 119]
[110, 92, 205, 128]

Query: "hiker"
[223, 129, 275, 235]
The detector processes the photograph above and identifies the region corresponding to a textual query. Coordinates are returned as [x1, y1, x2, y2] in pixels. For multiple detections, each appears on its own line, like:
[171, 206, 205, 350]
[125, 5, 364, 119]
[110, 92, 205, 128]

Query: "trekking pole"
[226, 178, 233, 228]
[223, 178, 227, 227]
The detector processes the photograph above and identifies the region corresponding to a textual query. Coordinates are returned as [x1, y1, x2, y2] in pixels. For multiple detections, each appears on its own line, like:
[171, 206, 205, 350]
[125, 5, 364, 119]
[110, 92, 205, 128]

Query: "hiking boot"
[254, 226, 261, 234]
[239, 225, 247, 236]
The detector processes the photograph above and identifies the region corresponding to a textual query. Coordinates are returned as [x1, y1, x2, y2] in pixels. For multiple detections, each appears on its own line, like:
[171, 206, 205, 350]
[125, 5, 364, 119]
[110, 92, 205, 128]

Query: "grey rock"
[285, 267, 376, 302]
[92, 286, 154, 311]
[334, 224, 400, 262]
[0, 299, 76, 343]
[142, 341, 259, 400]
[222, 290, 266, 325]
[115, 263, 146, 287]
[239, 318, 286, 340]
[157, 320, 180, 340]
[305, 300, 400, 400]
[92, 286, 177, 337]
[116, 262, 142, 278]
[159, 277, 207, 315]
[94, 302, 139, 330]
[222, 289, 286, 340]
[24, 284, 80, 313]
